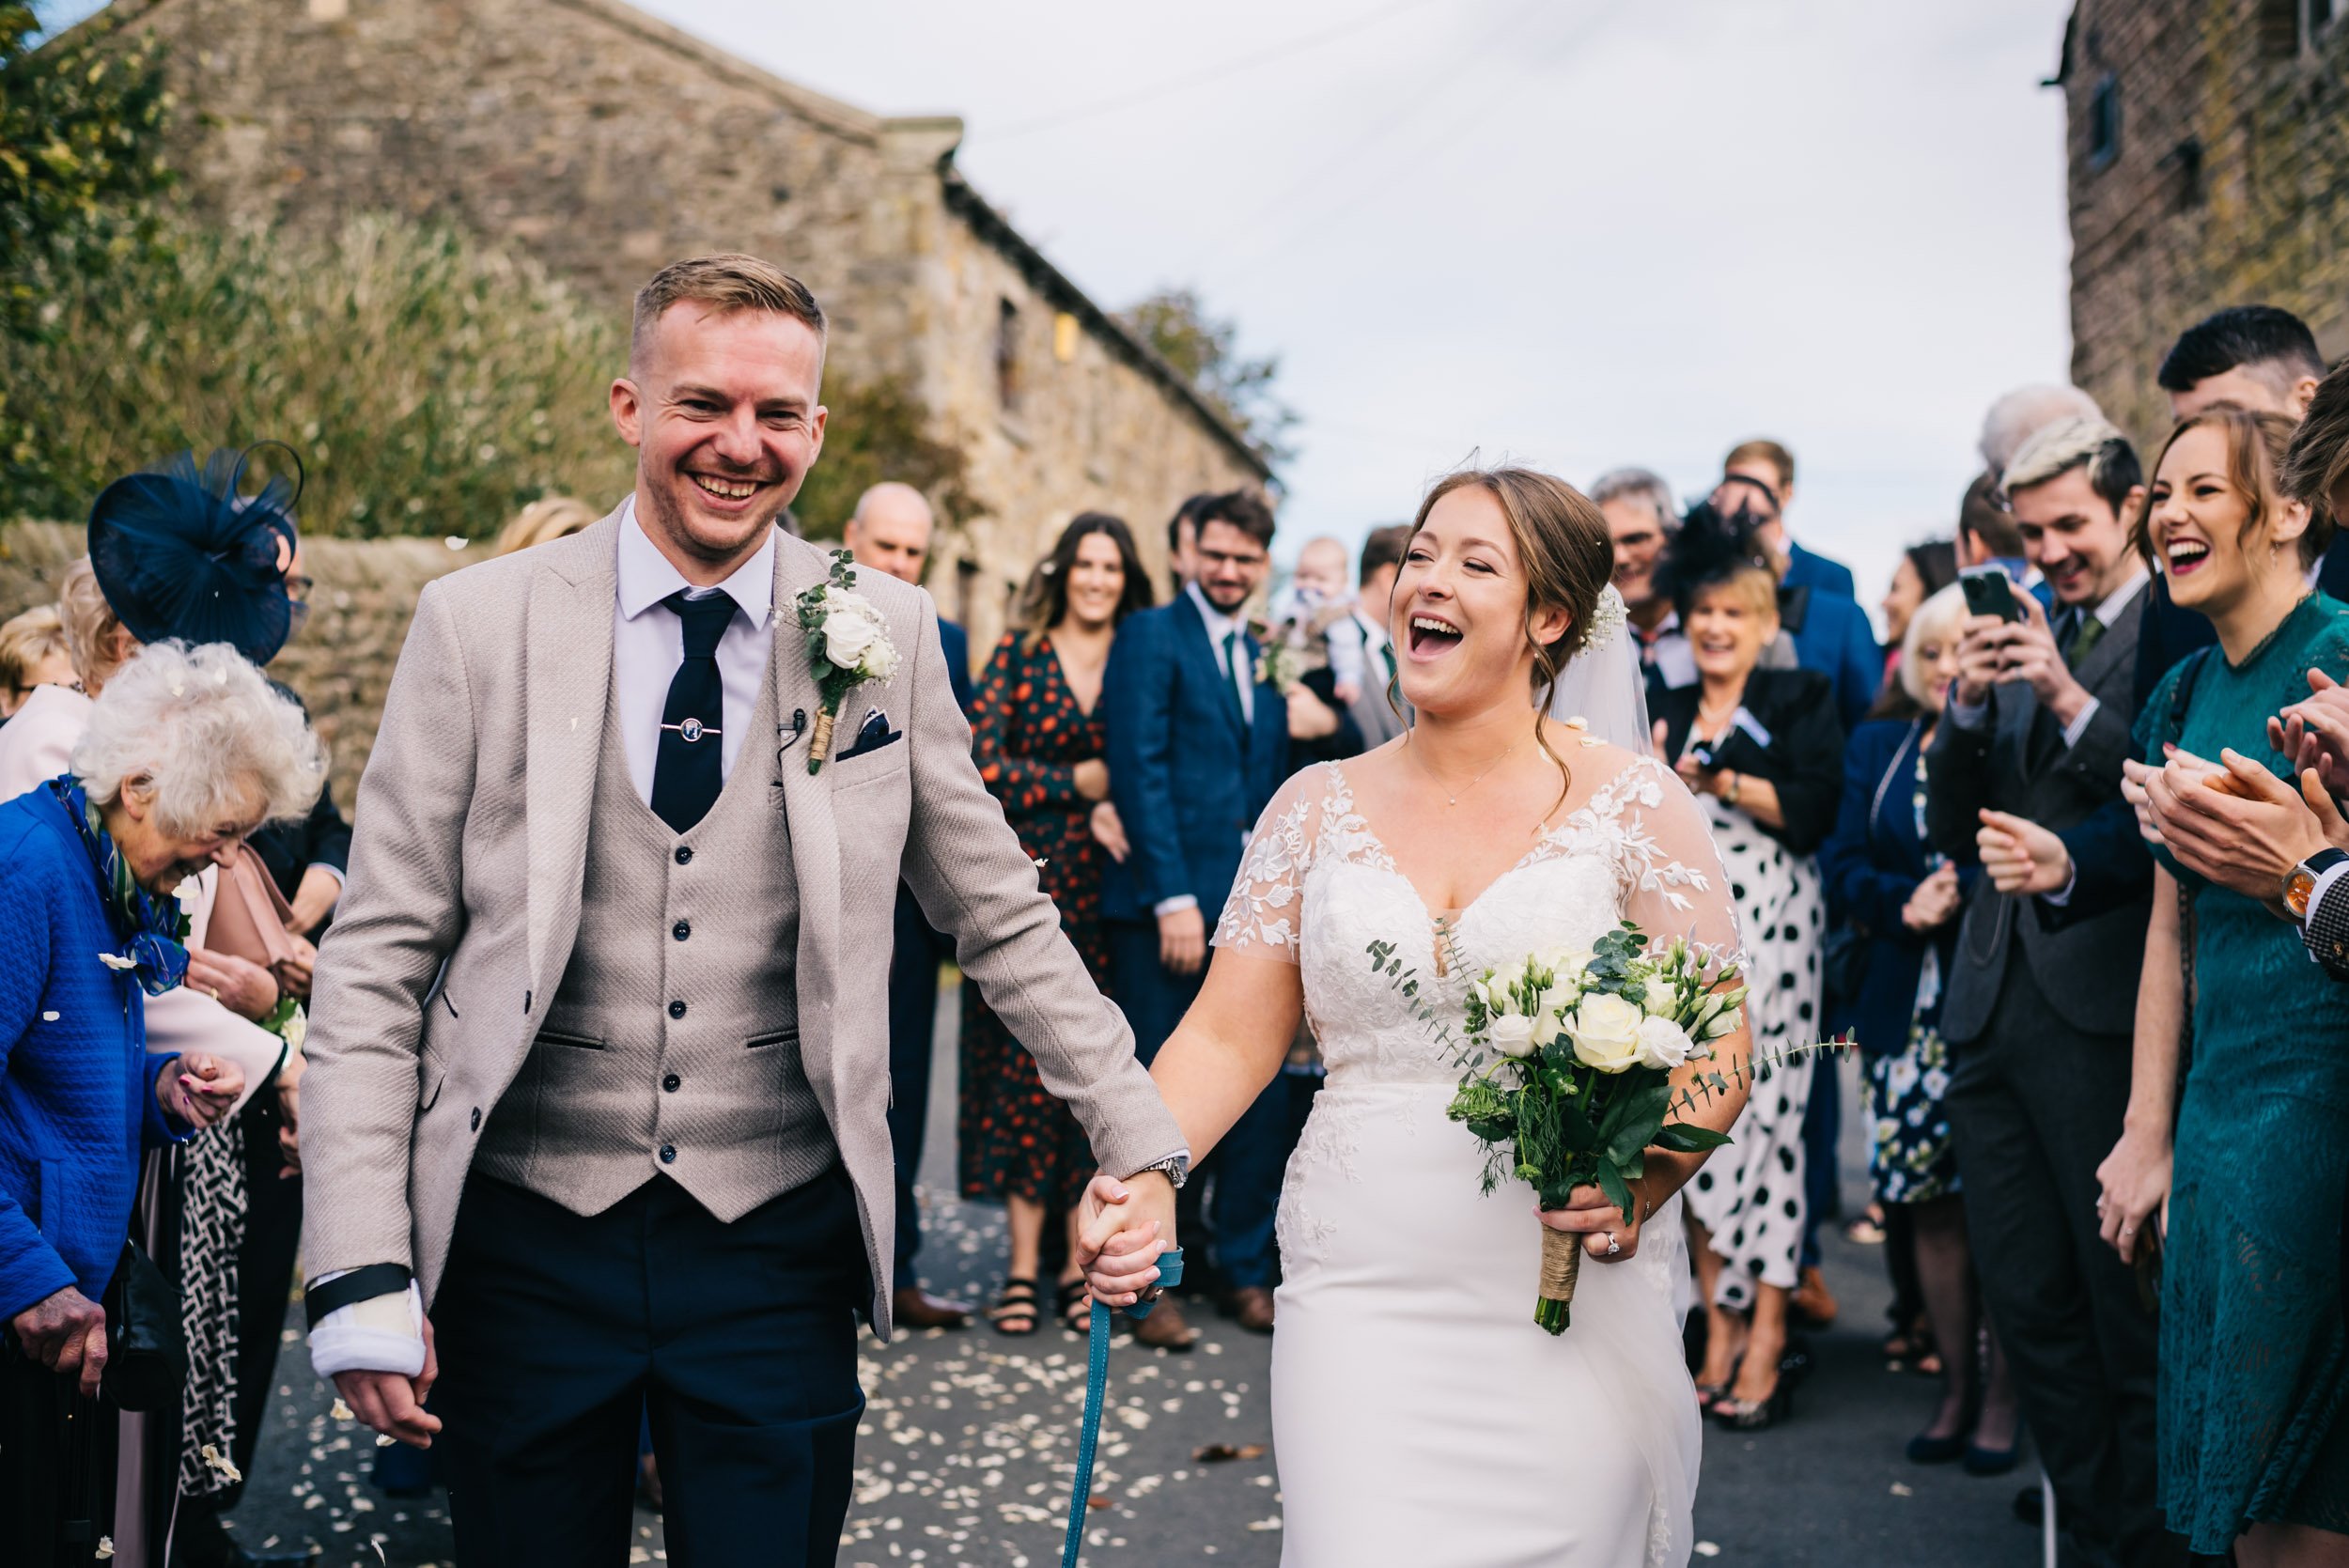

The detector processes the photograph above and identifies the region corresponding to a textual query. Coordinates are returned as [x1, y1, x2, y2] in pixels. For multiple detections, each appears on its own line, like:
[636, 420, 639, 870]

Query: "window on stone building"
[2088, 73, 2121, 172]
[996, 299, 1022, 411]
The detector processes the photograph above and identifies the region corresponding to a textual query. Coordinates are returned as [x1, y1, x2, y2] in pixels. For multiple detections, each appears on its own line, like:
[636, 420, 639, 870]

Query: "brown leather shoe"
[1224, 1285, 1276, 1333]
[1789, 1265, 1838, 1329]
[1128, 1295, 1201, 1351]
[894, 1283, 975, 1329]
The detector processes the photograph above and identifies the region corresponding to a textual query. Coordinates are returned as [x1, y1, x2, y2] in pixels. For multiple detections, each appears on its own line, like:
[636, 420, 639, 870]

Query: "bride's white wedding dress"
[1213, 751, 1744, 1568]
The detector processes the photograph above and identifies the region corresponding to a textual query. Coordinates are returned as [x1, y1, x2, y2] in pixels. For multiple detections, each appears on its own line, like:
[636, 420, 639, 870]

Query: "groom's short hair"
[631, 255, 826, 368]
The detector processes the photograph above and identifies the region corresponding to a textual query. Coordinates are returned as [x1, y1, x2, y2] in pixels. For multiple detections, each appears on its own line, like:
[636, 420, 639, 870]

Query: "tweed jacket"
[300, 508, 1183, 1336]
[1924, 585, 2150, 1044]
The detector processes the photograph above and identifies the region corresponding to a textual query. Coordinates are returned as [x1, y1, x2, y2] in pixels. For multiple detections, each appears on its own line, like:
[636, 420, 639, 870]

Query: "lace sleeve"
[1605, 755, 1748, 965]
[1210, 766, 1329, 965]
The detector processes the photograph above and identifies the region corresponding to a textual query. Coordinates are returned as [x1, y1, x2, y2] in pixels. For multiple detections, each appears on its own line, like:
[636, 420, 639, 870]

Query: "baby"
[1268, 536, 1368, 704]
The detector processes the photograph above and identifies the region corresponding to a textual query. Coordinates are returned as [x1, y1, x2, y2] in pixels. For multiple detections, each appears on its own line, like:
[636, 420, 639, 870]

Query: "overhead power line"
[969, 0, 1451, 144]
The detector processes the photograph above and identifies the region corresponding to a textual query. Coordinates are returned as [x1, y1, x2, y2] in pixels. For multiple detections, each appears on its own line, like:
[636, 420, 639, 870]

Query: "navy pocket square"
[837, 707, 901, 762]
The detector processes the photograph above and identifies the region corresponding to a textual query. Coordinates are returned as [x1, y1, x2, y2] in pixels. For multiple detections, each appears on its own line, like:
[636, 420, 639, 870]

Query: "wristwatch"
[1128, 1154, 1190, 1190]
[2279, 847, 2349, 924]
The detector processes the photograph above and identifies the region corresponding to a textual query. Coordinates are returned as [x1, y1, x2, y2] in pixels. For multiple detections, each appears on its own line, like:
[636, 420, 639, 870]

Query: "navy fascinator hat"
[87, 445, 303, 666]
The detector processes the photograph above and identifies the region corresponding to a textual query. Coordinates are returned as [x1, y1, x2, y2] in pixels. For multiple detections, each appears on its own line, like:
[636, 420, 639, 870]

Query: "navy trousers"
[433, 1171, 868, 1568]
[1109, 918, 1293, 1291]
[887, 883, 953, 1290]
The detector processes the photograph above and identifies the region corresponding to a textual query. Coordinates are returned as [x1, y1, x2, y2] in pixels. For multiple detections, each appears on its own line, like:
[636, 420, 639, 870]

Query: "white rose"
[1487, 1012, 1538, 1059]
[1542, 947, 1594, 985]
[821, 605, 879, 669]
[859, 630, 901, 681]
[1634, 1015, 1693, 1070]
[1568, 992, 1644, 1073]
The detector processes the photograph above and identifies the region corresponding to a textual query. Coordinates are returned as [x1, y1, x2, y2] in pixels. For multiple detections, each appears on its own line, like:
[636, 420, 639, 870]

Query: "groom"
[297, 255, 1187, 1566]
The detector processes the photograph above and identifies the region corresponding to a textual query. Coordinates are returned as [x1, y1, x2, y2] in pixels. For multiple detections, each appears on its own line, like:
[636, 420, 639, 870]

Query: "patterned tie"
[651, 589, 736, 832]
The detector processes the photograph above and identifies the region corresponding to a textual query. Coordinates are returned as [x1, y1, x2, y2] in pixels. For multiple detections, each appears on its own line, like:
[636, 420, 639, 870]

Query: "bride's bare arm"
[1077, 950, 1301, 1302]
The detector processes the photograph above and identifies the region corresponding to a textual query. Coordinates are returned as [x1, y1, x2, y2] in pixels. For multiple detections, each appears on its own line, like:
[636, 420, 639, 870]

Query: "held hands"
[334, 1315, 443, 1450]
[1158, 906, 1206, 976]
[1072, 758, 1111, 803]
[157, 1050, 244, 1130]
[1975, 811, 2071, 898]
[1538, 1182, 1648, 1263]
[187, 948, 281, 1021]
[1901, 862, 1965, 929]
[1075, 1171, 1178, 1310]
[11, 1284, 109, 1396]
[275, 932, 318, 1003]
[2096, 1126, 2171, 1265]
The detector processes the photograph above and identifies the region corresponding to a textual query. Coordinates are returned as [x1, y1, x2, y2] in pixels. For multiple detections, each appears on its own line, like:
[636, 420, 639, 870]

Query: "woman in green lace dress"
[2114, 405, 2349, 1561]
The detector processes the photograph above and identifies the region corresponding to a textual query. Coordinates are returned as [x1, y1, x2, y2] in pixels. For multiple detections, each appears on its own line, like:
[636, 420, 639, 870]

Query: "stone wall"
[2063, 0, 2349, 449]
[0, 520, 482, 812]
[91, 0, 1270, 659]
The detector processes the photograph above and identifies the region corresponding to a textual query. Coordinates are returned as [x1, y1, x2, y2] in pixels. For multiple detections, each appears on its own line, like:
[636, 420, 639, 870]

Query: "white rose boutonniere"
[797, 549, 901, 773]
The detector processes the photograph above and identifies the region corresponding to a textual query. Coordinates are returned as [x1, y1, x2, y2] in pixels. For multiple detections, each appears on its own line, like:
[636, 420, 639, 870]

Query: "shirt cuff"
[2040, 860, 2079, 908]
[1152, 895, 1200, 918]
[2061, 695, 2103, 751]
[305, 1273, 427, 1380]
[1948, 693, 1989, 730]
[311, 862, 347, 889]
[2304, 861, 2349, 964]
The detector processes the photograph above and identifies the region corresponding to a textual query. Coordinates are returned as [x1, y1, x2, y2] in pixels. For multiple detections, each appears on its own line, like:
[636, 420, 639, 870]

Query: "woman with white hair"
[1819, 582, 2021, 1473]
[0, 640, 320, 1562]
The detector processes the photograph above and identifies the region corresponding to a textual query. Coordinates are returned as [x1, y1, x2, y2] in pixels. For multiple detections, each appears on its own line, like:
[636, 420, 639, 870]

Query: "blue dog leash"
[1061, 1248, 1185, 1568]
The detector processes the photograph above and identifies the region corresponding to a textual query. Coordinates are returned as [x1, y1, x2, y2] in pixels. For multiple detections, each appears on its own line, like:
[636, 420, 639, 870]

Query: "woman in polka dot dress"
[1650, 551, 1845, 1431]
[958, 513, 1155, 1334]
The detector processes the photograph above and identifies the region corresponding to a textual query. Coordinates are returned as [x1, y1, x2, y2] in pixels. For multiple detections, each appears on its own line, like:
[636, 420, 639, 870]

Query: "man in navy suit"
[846, 481, 976, 1330]
[1725, 438, 1858, 599]
[1104, 489, 1291, 1338]
[1709, 468, 1880, 731]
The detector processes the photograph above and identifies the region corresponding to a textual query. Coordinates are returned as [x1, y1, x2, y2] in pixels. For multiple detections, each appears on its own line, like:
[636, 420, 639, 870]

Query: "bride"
[1079, 466, 1752, 1566]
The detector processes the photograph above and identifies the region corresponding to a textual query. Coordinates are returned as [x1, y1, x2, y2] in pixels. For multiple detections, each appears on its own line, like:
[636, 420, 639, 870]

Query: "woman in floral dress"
[960, 513, 1154, 1333]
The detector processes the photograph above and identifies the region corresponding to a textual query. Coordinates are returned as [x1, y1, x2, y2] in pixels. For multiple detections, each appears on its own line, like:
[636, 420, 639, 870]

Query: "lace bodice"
[1215, 753, 1745, 1088]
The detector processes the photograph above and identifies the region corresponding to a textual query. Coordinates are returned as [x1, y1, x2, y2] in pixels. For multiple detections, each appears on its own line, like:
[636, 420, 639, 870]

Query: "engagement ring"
[1604, 1233, 1621, 1258]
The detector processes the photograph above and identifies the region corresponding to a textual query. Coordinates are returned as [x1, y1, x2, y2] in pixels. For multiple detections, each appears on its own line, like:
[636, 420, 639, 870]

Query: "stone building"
[2059, 0, 2349, 446]
[77, 0, 1270, 656]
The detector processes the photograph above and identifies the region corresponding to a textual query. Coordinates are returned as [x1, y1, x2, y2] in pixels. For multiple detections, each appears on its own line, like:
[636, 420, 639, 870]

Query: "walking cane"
[1060, 1248, 1186, 1568]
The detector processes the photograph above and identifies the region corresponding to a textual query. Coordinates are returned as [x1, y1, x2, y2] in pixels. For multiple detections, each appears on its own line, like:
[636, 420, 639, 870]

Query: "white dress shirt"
[614, 497, 779, 802]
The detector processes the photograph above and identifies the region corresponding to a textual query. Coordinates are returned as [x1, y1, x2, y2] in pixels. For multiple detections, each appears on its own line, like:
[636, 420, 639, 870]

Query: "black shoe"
[2012, 1484, 2044, 1528]
[1906, 1430, 1967, 1465]
[1964, 1438, 2023, 1477]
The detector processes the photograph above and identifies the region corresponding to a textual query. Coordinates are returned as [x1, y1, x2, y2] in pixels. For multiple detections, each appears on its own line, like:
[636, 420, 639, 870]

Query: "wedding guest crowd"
[20, 280, 2349, 1568]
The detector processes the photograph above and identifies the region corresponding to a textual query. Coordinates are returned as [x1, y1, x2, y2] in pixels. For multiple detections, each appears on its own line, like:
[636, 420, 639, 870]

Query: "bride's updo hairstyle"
[1407, 466, 1616, 816]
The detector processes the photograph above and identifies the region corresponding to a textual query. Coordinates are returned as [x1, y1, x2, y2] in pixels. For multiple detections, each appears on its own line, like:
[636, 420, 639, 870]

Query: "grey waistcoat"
[473, 667, 834, 1219]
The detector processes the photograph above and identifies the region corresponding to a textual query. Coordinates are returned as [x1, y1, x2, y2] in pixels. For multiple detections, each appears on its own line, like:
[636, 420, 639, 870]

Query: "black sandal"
[987, 1278, 1041, 1337]
[1056, 1277, 1093, 1331]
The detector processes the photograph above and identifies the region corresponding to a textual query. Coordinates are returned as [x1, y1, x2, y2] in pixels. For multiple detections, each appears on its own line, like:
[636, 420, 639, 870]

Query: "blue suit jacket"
[1784, 540, 1857, 602]
[0, 786, 187, 1319]
[1784, 585, 1883, 733]
[1818, 719, 1974, 1056]
[938, 617, 973, 717]
[1102, 593, 1291, 923]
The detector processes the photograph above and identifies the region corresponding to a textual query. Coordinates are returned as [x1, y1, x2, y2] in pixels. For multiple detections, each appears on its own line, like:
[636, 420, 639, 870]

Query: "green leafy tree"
[789, 374, 974, 541]
[1117, 286, 1298, 468]
[1, 1, 175, 489]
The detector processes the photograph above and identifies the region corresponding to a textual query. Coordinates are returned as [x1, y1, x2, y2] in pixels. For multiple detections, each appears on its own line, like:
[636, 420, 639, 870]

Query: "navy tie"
[651, 589, 736, 832]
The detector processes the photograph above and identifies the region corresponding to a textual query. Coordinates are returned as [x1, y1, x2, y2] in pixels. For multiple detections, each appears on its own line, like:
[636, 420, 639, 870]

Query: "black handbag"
[101, 1238, 186, 1412]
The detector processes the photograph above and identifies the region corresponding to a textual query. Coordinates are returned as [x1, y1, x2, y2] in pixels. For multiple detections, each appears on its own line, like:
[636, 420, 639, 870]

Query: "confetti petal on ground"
[1192, 1443, 1268, 1463]
[95, 1539, 115, 1560]
[199, 1442, 243, 1483]
[330, 1398, 354, 1421]
[1694, 1545, 1721, 1559]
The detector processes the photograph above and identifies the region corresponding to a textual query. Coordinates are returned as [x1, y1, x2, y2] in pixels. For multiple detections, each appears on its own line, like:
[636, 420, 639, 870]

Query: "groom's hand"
[334, 1315, 443, 1449]
[1076, 1172, 1176, 1308]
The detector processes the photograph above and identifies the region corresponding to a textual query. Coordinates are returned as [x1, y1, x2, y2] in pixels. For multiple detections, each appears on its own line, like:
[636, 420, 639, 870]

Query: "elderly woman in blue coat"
[1, 640, 321, 1555]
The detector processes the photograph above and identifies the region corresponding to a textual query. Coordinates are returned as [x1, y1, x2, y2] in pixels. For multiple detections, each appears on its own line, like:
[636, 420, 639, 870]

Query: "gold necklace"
[1410, 731, 1521, 807]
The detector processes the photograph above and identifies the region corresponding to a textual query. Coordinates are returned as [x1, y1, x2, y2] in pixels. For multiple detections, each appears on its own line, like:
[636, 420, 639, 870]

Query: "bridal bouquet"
[1370, 921, 1744, 1333]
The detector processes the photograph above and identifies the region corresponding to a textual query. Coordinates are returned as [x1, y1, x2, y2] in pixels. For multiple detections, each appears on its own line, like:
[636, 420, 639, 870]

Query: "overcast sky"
[635, 0, 2077, 631]
[53, 0, 2080, 630]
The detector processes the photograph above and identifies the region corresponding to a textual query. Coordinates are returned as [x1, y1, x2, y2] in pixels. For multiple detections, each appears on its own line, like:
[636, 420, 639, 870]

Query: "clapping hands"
[2269, 668, 2349, 785]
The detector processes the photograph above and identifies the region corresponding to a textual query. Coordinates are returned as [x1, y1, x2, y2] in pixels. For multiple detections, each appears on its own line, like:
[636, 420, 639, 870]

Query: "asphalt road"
[221, 1006, 2052, 1567]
